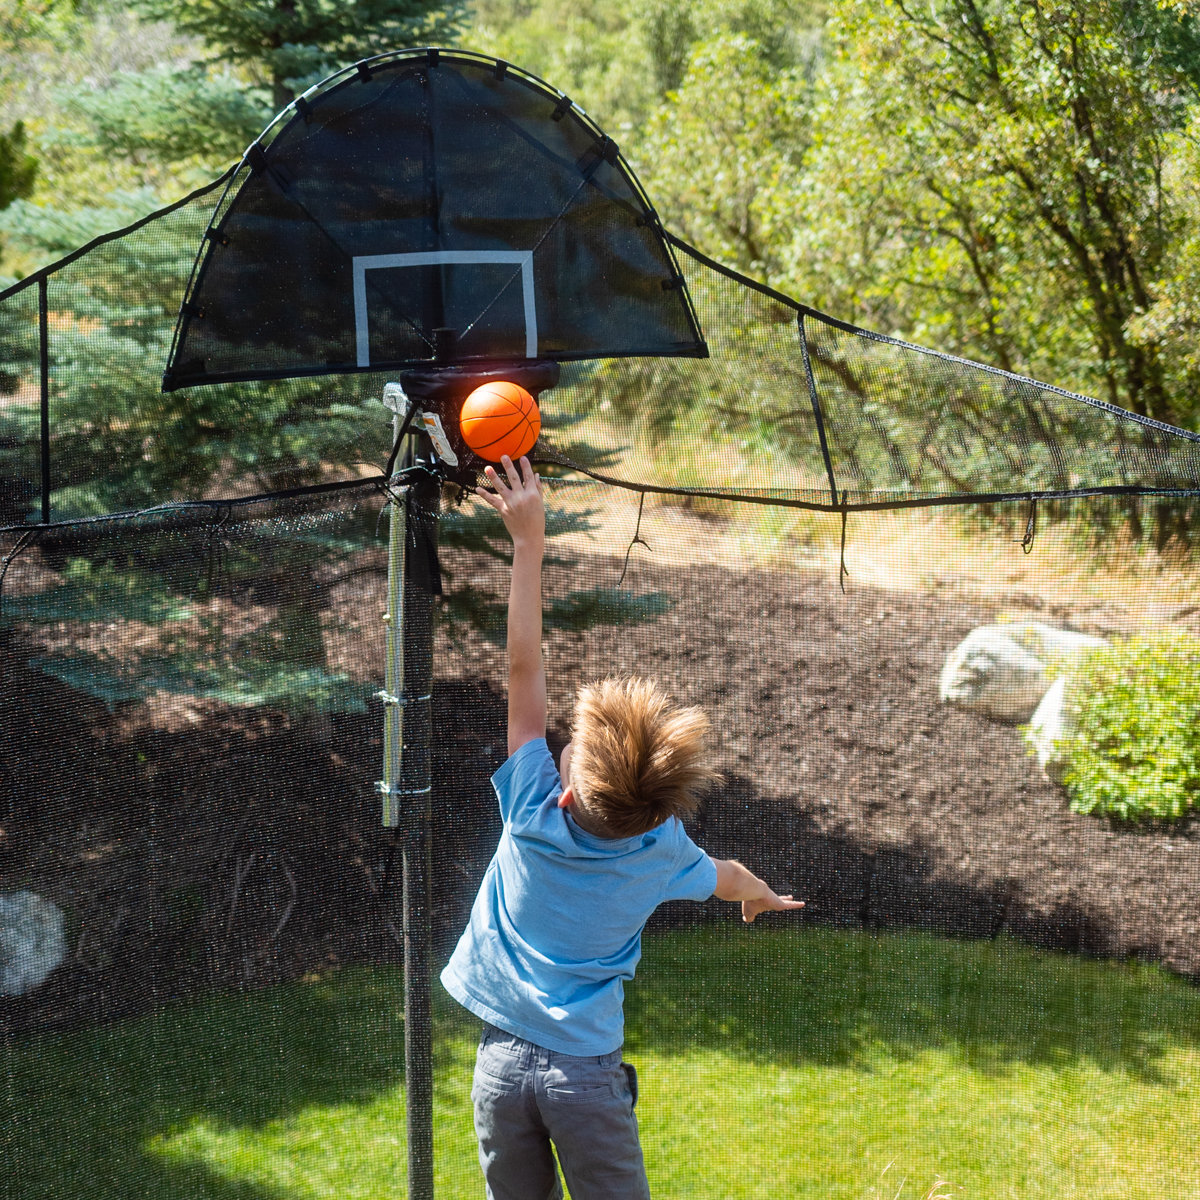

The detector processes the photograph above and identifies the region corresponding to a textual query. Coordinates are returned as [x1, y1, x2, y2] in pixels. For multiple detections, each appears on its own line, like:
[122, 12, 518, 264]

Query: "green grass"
[3, 927, 1200, 1198]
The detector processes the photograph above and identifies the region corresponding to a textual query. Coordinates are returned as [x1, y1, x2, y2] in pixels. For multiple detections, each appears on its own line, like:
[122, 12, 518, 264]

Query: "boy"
[441, 454, 805, 1200]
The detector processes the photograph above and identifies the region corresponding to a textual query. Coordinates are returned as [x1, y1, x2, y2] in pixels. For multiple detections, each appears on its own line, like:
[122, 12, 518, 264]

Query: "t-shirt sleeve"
[662, 824, 718, 902]
[491, 738, 562, 826]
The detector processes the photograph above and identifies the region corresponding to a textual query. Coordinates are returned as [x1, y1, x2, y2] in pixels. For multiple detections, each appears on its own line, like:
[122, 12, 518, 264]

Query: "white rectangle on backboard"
[352, 249, 538, 366]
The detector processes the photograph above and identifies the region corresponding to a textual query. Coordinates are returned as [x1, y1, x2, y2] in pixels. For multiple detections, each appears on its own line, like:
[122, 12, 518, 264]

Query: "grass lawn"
[3, 925, 1199, 1199]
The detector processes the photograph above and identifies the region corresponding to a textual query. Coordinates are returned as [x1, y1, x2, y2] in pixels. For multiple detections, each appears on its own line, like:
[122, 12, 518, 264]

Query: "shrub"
[1060, 632, 1200, 821]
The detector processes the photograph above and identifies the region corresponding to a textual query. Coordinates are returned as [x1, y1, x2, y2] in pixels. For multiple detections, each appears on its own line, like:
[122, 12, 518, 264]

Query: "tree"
[0, 121, 36, 210]
[468, 0, 826, 151]
[60, 65, 271, 177]
[796, 0, 1200, 429]
[130, 0, 467, 111]
[0, 120, 37, 269]
[640, 33, 812, 282]
[755, 0, 1200, 547]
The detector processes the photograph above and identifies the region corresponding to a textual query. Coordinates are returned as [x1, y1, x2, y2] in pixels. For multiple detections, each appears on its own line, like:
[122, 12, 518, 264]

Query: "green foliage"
[641, 32, 811, 280]
[468, 0, 827, 141]
[0, 118, 37, 269]
[467, 0, 662, 134]
[0, 191, 393, 519]
[1060, 632, 1200, 821]
[2, 514, 382, 717]
[799, 0, 1196, 427]
[1, 557, 193, 623]
[130, 0, 467, 108]
[0, 119, 36, 209]
[0, 5, 210, 219]
[545, 585, 672, 631]
[0, 264, 34, 398]
[56, 64, 271, 168]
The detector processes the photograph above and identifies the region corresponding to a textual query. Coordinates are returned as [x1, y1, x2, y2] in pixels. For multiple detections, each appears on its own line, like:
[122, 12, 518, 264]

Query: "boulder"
[0, 891, 66, 995]
[939, 621, 1107, 723]
[1026, 675, 1073, 782]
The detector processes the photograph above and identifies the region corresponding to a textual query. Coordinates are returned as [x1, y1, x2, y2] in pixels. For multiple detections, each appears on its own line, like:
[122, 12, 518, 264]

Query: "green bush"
[1061, 632, 1200, 821]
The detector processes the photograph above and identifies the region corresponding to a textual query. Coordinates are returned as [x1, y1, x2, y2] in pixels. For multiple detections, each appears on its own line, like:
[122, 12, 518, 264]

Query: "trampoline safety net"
[1, 46, 1199, 1200]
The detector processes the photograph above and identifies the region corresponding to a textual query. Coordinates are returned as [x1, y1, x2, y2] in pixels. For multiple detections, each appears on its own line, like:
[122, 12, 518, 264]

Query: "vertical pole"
[377, 393, 437, 1198]
[380, 482, 407, 832]
[38, 279, 50, 525]
[401, 458, 438, 1200]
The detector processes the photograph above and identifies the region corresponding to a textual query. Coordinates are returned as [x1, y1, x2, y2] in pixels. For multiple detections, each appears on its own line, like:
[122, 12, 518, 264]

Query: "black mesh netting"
[3, 485, 1200, 1197]
[3, 44, 1200, 1200]
[163, 50, 705, 390]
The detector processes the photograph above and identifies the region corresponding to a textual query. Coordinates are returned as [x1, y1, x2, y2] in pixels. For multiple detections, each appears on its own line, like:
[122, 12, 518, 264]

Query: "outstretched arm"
[475, 455, 547, 755]
[713, 859, 806, 924]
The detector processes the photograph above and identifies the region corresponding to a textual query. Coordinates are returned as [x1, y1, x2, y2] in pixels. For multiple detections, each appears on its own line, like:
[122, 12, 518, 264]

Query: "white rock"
[0, 891, 66, 995]
[1029, 624, 1110, 660]
[1026, 675, 1072, 782]
[939, 622, 1107, 723]
[939, 624, 1053, 721]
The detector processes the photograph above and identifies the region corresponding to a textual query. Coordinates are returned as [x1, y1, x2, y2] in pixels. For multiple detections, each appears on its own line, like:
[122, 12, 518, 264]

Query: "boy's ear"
[557, 785, 574, 810]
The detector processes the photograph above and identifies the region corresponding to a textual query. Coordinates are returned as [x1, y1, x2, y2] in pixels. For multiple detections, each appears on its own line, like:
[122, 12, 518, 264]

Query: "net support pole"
[399, 459, 437, 1200]
[377, 393, 438, 1199]
[38, 278, 50, 524]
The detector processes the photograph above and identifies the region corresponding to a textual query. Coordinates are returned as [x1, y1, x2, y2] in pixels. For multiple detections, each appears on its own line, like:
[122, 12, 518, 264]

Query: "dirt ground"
[2, 506, 1198, 1037]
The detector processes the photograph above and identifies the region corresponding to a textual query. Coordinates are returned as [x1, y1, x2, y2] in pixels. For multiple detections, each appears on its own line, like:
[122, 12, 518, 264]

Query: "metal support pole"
[400, 461, 437, 1200]
[377, 390, 439, 1199]
[38, 278, 51, 524]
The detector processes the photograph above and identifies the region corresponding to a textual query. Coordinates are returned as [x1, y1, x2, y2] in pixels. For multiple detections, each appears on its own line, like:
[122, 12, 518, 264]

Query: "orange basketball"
[459, 381, 541, 462]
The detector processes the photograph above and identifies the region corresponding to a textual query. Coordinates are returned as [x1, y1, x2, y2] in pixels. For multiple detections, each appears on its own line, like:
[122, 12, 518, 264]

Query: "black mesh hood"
[162, 49, 707, 391]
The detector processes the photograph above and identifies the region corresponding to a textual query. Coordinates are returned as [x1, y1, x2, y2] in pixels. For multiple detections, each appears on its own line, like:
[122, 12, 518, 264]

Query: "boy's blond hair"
[569, 677, 718, 837]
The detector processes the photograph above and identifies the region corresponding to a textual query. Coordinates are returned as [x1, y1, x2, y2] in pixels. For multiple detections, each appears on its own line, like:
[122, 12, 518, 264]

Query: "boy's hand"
[740, 890, 806, 925]
[476, 455, 544, 546]
[713, 858, 806, 924]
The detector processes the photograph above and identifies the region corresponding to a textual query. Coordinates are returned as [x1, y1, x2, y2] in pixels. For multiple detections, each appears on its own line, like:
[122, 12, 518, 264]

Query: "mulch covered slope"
[2, 537, 1197, 1036]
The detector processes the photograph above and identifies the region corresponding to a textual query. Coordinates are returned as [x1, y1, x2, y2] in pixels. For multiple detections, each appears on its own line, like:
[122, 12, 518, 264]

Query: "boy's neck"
[567, 803, 615, 839]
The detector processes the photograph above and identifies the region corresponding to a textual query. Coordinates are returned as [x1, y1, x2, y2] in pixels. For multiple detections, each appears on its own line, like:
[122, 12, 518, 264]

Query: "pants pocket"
[472, 1036, 524, 1099]
[542, 1056, 625, 1106]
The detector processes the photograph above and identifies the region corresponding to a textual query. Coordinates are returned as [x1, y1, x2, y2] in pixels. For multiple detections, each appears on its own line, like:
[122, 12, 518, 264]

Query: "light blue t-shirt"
[440, 738, 717, 1055]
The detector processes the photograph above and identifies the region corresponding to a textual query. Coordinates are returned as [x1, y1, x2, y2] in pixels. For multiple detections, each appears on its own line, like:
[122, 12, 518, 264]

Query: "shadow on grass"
[626, 923, 1200, 1083]
[1, 968, 420, 1200]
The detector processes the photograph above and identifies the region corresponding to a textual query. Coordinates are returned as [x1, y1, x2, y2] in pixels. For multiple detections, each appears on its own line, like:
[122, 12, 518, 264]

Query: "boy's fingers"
[482, 466, 515, 506]
[500, 454, 521, 488]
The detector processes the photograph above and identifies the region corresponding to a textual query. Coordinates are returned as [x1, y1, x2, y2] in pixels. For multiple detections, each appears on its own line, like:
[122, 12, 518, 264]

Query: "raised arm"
[713, 858, 806, 924]
[475, 455, 547, 755]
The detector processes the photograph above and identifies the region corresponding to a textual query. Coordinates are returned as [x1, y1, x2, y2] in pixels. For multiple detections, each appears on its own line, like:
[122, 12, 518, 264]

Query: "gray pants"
[471, 1024, 651, 1200]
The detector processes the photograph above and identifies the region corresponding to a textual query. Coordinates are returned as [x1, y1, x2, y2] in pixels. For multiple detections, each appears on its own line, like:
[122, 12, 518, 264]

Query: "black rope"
[839, 499, 851, 594]
[533, 443, 1200, 514]
[1017, 498, 1038, 554]
[616, 492, 650, 589]
[204, 509, 233, 597]
[0, 528, 40, 615]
